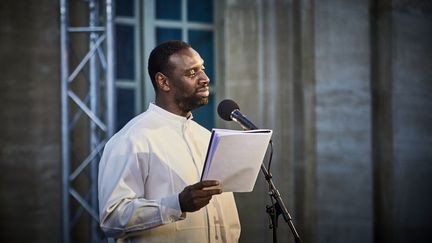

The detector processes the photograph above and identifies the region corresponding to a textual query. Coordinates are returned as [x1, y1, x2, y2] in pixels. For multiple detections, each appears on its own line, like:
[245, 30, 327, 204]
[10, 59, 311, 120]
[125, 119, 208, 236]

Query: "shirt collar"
[148, 103, 194, 126]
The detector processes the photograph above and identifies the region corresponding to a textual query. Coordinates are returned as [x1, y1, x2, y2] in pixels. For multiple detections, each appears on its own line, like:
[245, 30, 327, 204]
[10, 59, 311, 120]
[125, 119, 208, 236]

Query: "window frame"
[142, 0, 217, 109]
[115, 0, 143, 117]
[115, 0, 220, 130]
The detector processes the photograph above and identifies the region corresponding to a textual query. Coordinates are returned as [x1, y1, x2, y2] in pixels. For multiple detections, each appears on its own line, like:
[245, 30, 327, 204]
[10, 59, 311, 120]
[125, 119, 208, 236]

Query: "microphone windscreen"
[217, 99, 240, 121]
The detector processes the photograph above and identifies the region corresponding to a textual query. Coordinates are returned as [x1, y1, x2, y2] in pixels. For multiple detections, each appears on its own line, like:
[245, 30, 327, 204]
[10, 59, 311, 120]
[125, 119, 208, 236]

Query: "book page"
[201, 129, 273, 192]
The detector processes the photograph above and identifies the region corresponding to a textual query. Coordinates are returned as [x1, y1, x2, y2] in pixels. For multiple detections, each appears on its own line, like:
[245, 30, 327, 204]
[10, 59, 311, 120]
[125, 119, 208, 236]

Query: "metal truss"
[60, 0, 115, 242]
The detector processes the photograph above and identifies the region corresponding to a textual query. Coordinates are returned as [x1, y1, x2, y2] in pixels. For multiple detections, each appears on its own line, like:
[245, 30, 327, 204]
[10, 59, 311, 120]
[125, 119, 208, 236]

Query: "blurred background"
[1, 0, 431, 242]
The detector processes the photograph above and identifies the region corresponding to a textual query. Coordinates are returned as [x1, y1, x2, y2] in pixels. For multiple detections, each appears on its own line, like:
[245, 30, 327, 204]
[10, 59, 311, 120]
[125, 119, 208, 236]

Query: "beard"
[175, 91, 209, 113]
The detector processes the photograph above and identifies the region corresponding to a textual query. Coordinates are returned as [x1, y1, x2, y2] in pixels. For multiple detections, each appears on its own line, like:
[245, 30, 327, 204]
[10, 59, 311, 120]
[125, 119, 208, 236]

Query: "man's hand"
[179, 180, 222, 212]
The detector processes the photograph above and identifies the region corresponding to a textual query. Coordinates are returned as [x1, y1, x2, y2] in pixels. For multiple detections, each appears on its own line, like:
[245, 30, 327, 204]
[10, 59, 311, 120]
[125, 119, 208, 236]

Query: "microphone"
[217, 99, 258, 130]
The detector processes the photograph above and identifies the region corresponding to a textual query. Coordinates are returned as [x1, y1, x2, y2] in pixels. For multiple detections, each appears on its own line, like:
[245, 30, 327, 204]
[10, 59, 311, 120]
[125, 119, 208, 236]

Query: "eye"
[186, 69, 197, 78]
[185, 65, 205, 78]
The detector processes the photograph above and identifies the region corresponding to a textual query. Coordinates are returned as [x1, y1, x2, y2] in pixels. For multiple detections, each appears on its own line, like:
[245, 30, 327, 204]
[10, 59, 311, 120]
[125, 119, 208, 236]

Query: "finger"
[191, 180, 220, 189]
[192, 188, 222, 199]
[192, 197, 213, 208]
[201, 188, 222, 196]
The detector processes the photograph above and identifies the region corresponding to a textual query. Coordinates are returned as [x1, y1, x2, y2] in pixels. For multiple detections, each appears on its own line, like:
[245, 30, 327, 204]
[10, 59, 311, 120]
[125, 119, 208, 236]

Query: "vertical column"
[88, 1, 100, 242]
[106, 0, 116, 138]
[291, 0, 317, 242]
[314, 0, 373, 242]
[222, 0, 269, 242]
[222, 0, 308, 242]
[60, 0, 71, 242]
[391, 5, 432, 242]
[371, 0, 394, 242]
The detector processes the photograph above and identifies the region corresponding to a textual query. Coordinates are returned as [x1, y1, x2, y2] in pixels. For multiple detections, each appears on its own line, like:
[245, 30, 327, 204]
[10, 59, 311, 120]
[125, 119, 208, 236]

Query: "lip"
[196, 87, 210, 97]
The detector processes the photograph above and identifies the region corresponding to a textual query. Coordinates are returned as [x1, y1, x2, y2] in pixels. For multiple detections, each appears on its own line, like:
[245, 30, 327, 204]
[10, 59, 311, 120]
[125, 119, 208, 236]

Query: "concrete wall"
[391, 14, 432, 239]
[314, 0, 373, 242]
[218, 0, 321, 242]
[220, 0, 432, 243]
[0, 0, 61, 242]
[372, 1, 432, 243]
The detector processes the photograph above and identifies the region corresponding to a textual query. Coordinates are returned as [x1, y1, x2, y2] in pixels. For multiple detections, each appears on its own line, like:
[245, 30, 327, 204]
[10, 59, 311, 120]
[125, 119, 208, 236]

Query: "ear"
[155, 72, 171, 92]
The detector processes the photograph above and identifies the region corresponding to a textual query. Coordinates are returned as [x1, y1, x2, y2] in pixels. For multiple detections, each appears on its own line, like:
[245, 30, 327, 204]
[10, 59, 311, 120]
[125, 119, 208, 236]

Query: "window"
[115, 0, 216, 130]
[115, 0, 142, 131]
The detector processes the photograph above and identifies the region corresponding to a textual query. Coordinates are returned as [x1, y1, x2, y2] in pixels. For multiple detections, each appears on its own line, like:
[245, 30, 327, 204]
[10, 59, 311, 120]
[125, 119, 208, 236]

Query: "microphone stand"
[261, 160, 303, 243]
[228, 108, 302, 242]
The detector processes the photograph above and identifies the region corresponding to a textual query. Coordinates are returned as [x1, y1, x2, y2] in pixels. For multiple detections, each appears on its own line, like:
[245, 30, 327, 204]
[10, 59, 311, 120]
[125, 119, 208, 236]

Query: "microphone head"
[217, 99, 240, 121]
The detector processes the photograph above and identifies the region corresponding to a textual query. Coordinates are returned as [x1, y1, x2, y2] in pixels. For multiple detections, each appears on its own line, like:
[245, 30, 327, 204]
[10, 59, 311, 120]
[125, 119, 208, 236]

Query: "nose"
[199, 70, 210, 85]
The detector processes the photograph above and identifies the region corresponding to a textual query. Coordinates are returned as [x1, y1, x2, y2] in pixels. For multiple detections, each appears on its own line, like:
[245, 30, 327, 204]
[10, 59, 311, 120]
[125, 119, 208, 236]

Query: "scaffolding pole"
[60, 0, 115, 242]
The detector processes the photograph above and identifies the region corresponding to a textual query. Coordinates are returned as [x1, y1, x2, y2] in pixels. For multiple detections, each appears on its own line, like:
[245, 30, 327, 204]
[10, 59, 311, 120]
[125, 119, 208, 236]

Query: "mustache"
[196, 85, 209, 92]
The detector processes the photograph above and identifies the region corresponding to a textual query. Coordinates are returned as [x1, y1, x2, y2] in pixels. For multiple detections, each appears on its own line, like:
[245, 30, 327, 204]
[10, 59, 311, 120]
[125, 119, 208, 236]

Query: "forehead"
[169, 48, 203, 70]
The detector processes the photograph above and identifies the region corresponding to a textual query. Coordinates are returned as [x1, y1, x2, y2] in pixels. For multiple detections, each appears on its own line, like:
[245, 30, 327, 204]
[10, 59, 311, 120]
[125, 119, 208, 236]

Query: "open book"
[201, 128, 273, 192]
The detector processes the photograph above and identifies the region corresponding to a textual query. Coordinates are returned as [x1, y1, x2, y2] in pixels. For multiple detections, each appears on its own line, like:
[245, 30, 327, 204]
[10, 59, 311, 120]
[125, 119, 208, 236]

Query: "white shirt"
[98, 103, 241, 242]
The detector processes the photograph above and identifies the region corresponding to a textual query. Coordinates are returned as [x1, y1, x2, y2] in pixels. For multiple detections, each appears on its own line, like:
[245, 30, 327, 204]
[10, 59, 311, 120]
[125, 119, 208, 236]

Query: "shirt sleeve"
[98, 137, 185, 238]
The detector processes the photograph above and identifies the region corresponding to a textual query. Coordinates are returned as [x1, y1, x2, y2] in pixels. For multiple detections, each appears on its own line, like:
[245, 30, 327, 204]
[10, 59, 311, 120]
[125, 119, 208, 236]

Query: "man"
[98, 40, 241, 242]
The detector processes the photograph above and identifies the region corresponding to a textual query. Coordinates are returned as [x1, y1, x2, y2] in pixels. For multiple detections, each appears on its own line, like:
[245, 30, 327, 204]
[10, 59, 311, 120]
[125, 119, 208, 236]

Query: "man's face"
[167, 48, 210, 113]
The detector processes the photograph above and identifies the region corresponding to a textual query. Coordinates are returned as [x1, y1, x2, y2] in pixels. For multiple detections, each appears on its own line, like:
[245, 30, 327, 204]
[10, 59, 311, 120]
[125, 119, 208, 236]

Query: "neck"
[155, 96, 191, 118]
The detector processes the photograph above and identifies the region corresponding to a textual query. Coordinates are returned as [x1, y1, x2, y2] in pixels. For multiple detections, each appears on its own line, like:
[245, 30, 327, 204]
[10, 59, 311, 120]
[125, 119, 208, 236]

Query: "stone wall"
[220, 0, 432, 243]
[0, 0, 61, 242]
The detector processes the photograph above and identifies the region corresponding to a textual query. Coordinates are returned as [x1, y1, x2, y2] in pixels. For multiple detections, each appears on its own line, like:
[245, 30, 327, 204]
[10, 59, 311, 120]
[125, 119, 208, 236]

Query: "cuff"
[160, 193, 186, 224]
